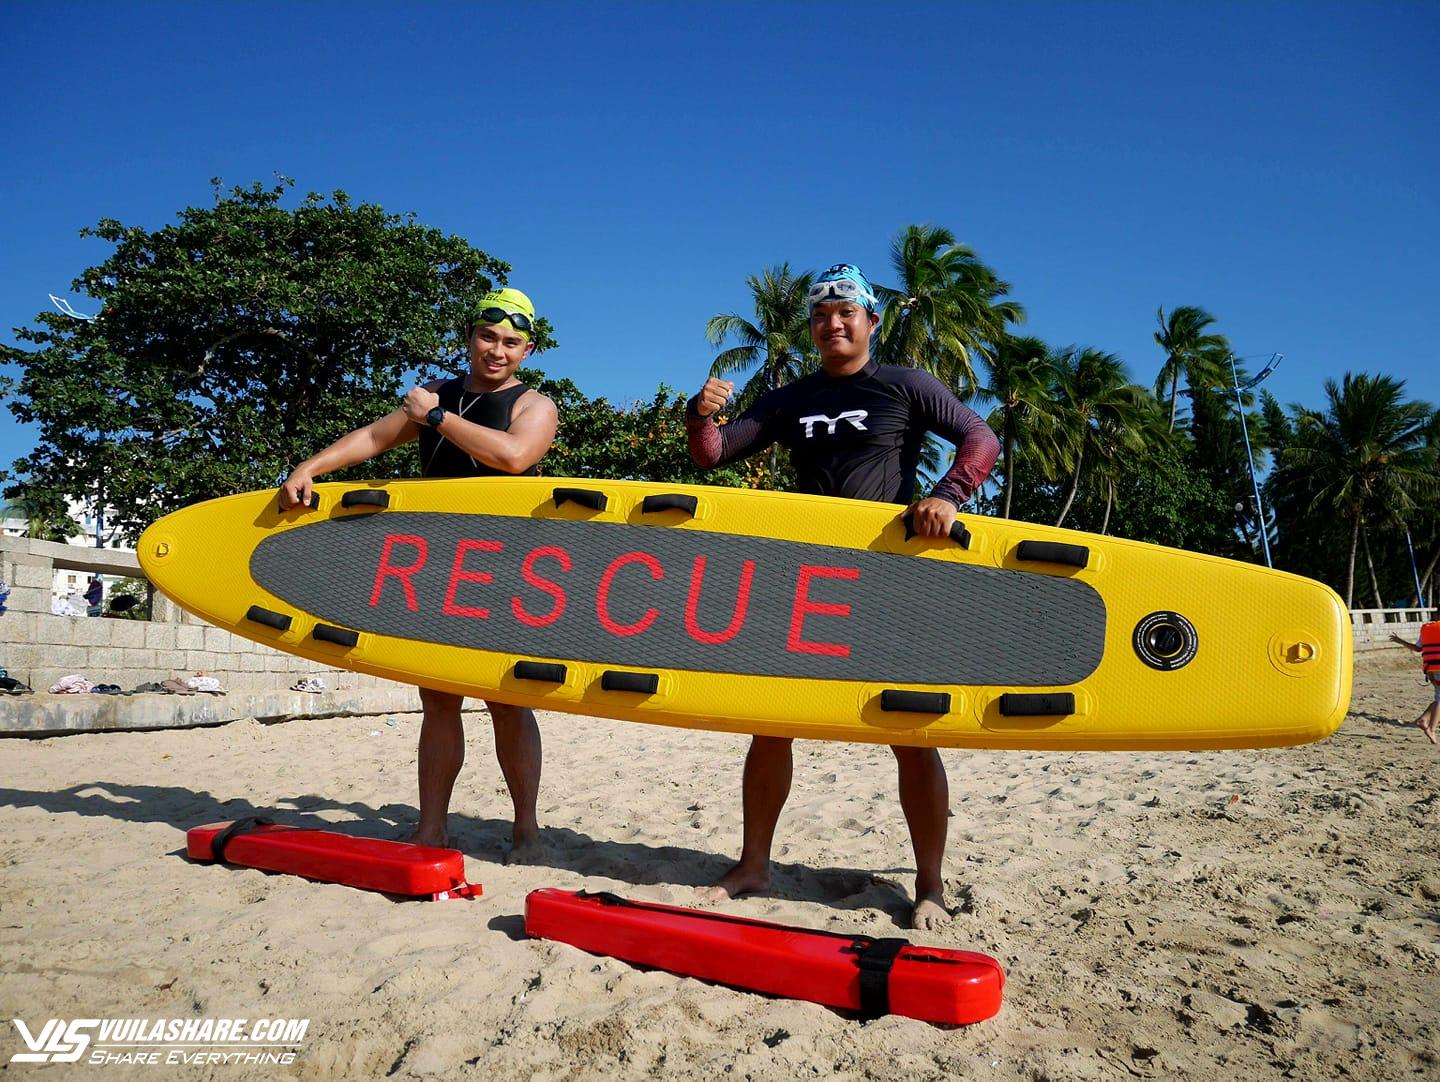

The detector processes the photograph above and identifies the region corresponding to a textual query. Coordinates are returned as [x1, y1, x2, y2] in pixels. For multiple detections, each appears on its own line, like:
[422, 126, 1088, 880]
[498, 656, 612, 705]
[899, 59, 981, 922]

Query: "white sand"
[2, 648, 1436, 1080]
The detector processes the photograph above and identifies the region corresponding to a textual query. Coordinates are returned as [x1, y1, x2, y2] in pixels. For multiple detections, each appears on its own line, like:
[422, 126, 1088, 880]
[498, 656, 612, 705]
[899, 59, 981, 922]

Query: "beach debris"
[291, 676, 327, 693]
[49, 674, 95, 694]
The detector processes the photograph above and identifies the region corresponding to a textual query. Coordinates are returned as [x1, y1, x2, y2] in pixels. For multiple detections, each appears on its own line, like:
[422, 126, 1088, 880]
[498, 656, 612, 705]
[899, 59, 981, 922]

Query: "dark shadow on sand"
[0, 782, 927, 927]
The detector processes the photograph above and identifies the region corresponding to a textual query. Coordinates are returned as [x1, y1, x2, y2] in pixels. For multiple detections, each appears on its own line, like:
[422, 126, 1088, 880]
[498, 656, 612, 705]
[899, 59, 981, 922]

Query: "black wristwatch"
[425, 405, 446, 428]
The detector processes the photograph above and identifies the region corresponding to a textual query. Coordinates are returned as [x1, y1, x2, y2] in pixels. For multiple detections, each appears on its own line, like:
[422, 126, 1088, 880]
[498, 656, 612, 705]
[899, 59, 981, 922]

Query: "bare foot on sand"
[910, 890, 950, 931]
[405, 827, 450, 848]
[699, 862, 769, 903]
[503, 829, 547, 866]
[1420, 721, 1438, 745]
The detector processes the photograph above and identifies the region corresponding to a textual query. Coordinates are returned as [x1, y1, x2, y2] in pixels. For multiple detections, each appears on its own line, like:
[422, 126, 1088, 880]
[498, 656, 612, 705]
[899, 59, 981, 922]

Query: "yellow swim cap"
[474, 287, 536, 338]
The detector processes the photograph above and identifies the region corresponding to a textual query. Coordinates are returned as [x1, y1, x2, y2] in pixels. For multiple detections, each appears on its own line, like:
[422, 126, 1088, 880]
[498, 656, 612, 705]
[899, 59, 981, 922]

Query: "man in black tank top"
[280, 288, 559, 856]
[686, 264, 1000, 931]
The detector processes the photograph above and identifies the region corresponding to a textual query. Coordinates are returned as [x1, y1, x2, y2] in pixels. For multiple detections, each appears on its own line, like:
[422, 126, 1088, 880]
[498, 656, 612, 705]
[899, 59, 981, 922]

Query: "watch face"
[427, 406, 445, 426]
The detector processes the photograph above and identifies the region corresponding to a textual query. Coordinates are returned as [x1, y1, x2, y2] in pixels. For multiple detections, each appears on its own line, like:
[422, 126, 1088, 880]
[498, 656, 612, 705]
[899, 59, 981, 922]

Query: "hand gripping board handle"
[901, 512, 971, 549]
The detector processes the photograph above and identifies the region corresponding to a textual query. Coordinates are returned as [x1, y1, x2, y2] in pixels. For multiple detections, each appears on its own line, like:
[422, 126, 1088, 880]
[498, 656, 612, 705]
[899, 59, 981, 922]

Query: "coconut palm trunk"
[1055, 445, 1084, 528]
[1346, 512, 1361, 608]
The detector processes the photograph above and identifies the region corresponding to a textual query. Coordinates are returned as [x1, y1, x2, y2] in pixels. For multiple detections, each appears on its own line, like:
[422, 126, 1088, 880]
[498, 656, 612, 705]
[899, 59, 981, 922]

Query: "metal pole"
[1229, 352, 1272, 567]
[1405, 527, 1425, 608]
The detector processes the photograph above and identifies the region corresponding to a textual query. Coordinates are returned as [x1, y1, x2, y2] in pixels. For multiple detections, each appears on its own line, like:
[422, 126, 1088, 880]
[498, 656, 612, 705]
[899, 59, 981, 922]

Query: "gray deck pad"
[251, 513, 1106, 686]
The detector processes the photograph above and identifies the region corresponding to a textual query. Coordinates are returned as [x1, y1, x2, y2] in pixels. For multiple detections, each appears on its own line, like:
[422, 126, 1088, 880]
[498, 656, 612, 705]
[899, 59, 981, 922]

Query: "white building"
[0, 497, 135, 606]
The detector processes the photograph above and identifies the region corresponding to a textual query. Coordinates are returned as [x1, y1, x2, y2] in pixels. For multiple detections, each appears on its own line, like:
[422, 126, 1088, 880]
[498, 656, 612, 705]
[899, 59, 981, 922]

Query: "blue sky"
[2, 1, 1436, 477]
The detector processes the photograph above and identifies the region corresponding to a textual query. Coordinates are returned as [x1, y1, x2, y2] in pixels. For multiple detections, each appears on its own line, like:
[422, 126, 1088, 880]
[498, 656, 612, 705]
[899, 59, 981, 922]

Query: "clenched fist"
[695, 377, 735, 418]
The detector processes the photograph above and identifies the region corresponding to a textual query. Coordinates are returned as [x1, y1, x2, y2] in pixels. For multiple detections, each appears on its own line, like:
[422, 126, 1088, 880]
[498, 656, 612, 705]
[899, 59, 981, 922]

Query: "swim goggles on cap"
[476, 307, 533, 333]
[806, 268, 878, 313]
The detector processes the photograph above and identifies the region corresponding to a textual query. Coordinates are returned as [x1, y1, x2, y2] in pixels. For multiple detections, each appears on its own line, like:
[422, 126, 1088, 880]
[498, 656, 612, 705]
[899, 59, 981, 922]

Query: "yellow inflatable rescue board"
[137, 477, 1351, 751]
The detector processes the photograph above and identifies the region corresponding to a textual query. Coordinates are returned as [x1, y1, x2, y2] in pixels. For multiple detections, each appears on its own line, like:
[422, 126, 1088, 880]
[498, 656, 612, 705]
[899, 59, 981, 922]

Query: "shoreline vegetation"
[2, 185, 1434, 612]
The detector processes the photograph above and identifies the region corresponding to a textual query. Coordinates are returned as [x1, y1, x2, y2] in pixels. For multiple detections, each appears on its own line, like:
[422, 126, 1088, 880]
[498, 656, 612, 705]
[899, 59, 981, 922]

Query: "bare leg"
[1417, 701, 1438, 744]
[704, 735, 794, 901]
[410, 688, 465, 847]
[893, 745, 950, 930]
[484, 699, 543, 857]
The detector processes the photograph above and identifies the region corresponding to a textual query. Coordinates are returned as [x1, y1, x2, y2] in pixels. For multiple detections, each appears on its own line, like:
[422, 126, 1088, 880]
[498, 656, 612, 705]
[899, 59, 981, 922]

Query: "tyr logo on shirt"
[798, 410, 869, 438]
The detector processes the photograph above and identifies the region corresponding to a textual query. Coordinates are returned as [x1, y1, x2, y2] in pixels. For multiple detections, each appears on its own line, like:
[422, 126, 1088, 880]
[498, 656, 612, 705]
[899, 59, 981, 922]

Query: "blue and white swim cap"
[806, 263, 879, 315]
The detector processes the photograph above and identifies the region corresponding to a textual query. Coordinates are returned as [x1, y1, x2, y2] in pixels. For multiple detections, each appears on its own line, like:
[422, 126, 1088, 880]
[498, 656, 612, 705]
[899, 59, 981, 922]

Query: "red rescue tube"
[524, 888, 1003, 1025]
[187, 819, 479, 899]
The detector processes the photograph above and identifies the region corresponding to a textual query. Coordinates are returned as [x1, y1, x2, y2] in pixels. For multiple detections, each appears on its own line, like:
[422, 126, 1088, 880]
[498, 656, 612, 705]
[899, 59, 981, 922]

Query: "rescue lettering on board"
[367, 532, 855, 657]
[250, 511, 1105, 685]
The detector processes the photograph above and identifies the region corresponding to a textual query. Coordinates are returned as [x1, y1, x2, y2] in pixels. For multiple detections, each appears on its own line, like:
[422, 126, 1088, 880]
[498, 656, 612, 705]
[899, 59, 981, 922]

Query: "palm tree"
[1154, 306, 1228, 433]
[705, 264, 816, 412]
[1280, 373, 1436, 607]
[975, 334, 1057, 519]
[1044, 348, 1158, 528]
[875, 225, 1023, 392]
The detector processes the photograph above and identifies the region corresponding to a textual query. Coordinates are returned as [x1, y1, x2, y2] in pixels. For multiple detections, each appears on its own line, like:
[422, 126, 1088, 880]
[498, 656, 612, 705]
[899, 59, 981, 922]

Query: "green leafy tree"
[975, 334, 1057, 519]
[11, 489, 83, 542]
[2, 177, 553, 543]
[105, 576, 152, 620]
[1042, 348, 1158, 529]
[1153, 305, 1228, 433]
[1272, 373, 1436, 606]
[705, 265, 816, 476]
[705, 264, 816, 410]
[531, 371, 786, 491]
[875, 225, 1024, 391]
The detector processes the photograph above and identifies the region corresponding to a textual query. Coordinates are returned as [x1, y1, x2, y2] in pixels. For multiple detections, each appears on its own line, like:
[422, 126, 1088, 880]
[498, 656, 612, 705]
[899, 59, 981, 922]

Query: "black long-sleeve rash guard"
[686, 360, 1000, 506]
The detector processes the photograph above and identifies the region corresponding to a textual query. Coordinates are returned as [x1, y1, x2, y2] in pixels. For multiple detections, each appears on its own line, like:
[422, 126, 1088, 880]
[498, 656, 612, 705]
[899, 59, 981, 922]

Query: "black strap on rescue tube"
[209, 816, 275, 864]
[998, 692, 1076, 717]
[553, 487, 608, 511]
[245, 605, 292, 631]
[854, 936, 908, 1020]
[341, 490, 390, 510]
[514, 661, 567, 683]
[901, 512, 971, 549]
[312, 624, 359, 647]
[1016, 540, 1089, 568]
[641, 493, 699, 517]
[879, 690, 951, 714]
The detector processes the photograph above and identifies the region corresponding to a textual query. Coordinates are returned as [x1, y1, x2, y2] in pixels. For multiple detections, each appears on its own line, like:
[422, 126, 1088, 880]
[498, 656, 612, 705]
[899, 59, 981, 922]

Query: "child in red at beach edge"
[1390, 617, 1440, 744]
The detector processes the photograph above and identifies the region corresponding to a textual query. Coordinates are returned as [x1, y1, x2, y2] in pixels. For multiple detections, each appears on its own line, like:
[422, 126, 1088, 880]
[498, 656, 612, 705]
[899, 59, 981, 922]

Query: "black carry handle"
[514, 661, 568, 683]
[901, 512, 971, 549]
[998, 692, 1076, 717]
[312, 624, 359, 647]
[1016, 540, 1089, 569]
[641, 493, 698, 517]
[278, 492, 320, 512]
[341, 490, 390, 510]
[245, 605, 293, 632]
[553, 487, 608, 512]
[879, 690, 952, 714]
[600, 671, 659, 694]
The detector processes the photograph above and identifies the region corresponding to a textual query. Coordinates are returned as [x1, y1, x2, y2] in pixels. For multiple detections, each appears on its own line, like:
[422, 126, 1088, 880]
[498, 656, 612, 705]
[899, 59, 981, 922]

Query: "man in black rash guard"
[280, 288, 558, 860]
[687, 263, 999, 930]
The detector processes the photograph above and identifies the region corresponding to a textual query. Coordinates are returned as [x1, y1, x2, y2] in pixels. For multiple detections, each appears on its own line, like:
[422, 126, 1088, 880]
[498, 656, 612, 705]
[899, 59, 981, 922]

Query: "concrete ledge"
[0, 686, 434, 737]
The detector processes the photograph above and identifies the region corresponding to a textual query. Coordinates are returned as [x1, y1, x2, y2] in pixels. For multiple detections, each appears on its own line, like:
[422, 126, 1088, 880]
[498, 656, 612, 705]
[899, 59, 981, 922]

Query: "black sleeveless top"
[417, 378, 539, 479]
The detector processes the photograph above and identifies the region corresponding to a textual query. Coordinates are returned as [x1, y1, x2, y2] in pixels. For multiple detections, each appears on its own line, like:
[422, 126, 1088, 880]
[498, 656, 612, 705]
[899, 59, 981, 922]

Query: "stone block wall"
[0, 610, 396, 694]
